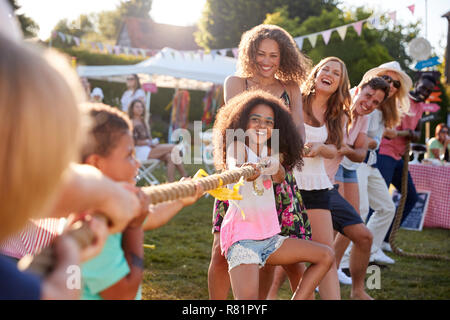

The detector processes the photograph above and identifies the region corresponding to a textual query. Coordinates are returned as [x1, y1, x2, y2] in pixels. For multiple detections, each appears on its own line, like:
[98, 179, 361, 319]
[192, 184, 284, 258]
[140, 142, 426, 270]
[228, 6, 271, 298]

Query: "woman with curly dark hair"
[212, 90, 333, 300]
[208, 24, 313, 300]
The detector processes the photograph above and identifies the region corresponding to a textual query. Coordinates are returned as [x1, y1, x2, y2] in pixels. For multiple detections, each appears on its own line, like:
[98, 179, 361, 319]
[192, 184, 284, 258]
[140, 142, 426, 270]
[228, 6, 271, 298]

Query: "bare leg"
[307, 209, 341, 300]
[208, 232, 231, 300]
[342, 224, 374, 300]
[229, 264, 260, 300]
[266, 238, 334, 300]
[258, 265, 275, 299]
[334, 182, 360, 267]
[265, 266, 287, 300]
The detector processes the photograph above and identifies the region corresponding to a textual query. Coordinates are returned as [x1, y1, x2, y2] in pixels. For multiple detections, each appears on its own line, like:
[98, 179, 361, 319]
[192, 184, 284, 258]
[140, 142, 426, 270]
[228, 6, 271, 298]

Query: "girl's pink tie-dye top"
[220, 146, 280, 256]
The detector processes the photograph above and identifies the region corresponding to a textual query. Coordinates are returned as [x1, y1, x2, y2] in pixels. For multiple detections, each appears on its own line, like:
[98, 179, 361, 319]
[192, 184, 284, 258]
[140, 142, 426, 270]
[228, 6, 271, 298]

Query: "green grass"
[140, 165, 450, 300]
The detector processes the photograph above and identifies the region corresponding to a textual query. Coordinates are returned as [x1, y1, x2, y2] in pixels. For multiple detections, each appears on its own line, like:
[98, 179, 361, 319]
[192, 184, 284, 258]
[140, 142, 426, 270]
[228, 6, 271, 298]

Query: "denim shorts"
[335, 165, 358, 183]
[226, 235, 288, 271]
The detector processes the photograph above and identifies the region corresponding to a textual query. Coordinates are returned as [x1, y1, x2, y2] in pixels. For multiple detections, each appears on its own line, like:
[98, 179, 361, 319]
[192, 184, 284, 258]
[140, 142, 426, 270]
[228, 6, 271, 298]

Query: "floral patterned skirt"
[212, 170, 311, 240]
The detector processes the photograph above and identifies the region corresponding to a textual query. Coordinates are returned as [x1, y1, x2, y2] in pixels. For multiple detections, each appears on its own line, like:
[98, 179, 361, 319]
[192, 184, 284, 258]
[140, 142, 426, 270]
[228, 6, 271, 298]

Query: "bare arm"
[306, 142, 337, 159]
[224, 76, 246, 103]
[367, 137, 378, 150]
[142, 180, 204, 231]
[99, 226, 144, 300]
[288, 84, 306, 142]
[49, 164, 140, 234]
[338, 133, 369, 163]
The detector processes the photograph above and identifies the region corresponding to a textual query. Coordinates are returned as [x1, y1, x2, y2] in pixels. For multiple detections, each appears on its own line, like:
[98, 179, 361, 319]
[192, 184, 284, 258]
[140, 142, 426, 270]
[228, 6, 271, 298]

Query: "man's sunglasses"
[381, 75, 401, 89]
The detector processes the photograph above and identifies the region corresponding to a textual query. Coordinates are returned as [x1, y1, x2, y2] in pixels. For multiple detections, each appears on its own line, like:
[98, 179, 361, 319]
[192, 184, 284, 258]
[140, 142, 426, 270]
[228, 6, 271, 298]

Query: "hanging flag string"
[52, 3, 416, 56]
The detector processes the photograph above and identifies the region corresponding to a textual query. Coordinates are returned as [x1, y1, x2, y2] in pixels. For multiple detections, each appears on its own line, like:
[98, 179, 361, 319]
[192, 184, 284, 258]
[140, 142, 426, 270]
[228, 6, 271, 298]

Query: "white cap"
[91, 87, 104, 100]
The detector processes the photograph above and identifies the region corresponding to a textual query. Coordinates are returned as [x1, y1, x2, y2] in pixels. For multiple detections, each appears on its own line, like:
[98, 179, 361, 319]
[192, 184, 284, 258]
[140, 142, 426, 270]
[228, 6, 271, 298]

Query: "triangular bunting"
[106, 44, 113, 54]
[113, 46, 121, 55]
[407, 4, 415, 15]
[321, 29, 332, 45]
[66, 34, 72, 44]
[389, 11, 397, 24]
[352, 20, 363, 36]
[307, 34, 318, 48]
[90, 42, 96, 50]
[97, 42, 104, 52]
[73, 37, 80, 46]
[295, 37, 304, 50]
[336, 26, 347, 41]
[232, 48, 239, 58]
[58, 32, 66, 42]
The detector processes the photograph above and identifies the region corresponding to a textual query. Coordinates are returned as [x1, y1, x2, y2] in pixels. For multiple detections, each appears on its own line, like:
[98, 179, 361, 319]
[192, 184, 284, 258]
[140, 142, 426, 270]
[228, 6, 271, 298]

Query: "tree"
[195, 0, 338, 50]
[264, 6, 419, 86]
[7, 0, 39, 37]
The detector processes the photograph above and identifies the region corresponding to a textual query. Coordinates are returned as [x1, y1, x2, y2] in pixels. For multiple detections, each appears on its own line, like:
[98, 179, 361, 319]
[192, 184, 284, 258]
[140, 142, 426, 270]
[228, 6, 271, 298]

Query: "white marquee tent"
[77, 47, 237, 91]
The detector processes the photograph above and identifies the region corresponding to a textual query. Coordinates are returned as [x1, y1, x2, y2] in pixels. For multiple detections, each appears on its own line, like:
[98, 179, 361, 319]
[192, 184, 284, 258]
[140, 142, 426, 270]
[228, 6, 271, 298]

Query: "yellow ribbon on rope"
[193, 168, 246, 219]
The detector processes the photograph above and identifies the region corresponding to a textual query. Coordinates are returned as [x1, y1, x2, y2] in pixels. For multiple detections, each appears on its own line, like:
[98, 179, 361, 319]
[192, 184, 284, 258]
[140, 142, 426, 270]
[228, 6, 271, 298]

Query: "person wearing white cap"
[339, 61, 412, 268]
[90, 87, 104, 103]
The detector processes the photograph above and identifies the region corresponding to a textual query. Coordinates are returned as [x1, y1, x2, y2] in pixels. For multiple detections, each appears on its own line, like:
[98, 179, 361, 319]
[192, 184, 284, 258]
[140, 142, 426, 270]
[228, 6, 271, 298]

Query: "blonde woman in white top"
[295, 57, 353, 300]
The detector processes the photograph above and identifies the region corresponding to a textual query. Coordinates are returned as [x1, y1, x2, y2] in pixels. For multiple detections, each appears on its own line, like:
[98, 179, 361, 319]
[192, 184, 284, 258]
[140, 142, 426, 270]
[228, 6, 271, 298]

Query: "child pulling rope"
[18, 164, 263, 276]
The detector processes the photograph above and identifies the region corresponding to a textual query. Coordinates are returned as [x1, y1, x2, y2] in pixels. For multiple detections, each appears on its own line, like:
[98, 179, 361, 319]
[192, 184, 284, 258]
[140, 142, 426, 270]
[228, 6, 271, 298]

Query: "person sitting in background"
[121, 74, 145, 113]
[425, 123, 449, 161]
[90, 87, 104, 103]
[128, 99, 187, 182]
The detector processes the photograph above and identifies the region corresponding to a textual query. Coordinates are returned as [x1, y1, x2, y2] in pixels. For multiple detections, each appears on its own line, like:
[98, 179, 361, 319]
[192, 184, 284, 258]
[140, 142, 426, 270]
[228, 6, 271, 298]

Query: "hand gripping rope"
[18, 163, 264, 276]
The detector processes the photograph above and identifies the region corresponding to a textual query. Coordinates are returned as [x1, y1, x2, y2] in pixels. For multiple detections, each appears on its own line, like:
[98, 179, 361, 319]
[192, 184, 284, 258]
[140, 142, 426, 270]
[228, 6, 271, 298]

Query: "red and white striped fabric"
[409, 164, 450, 229]
[0, 218, 66, 259]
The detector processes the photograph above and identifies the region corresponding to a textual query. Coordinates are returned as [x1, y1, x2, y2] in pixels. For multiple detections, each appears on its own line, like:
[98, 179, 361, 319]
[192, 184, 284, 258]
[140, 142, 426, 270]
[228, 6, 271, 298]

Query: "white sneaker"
[337, 268, 352, 285]
[371, 249, 395, 264]
[381, 241, 392, 252]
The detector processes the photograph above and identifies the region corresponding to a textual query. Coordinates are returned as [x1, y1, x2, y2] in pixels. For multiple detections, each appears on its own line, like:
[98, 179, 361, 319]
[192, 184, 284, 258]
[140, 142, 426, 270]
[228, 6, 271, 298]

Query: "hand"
[65, 214, 109, 262]
[178, 177, 205, 207]
[304, 142, 322, 157]
[384, 128, 397, 139]
[99, 182, 141, 234]
[41, 235, 80, 300]
[241, 162, 261, 182]
[127, 188, 151, 228]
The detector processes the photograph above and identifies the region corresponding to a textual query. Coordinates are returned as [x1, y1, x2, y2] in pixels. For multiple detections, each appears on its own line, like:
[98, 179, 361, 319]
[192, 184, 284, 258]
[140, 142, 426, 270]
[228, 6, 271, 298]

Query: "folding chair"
[137, 159, 161, 185]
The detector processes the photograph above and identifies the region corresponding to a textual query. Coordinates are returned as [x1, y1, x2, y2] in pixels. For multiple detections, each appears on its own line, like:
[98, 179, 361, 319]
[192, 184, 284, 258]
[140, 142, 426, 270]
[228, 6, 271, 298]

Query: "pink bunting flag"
[407, 4, 415, 15]
[389, 11, 397, 24]
[321, 29, 332, 45]
[114, 46, 121, 55]
[352, 20, 363, 36]
[232, 48, 239, 58]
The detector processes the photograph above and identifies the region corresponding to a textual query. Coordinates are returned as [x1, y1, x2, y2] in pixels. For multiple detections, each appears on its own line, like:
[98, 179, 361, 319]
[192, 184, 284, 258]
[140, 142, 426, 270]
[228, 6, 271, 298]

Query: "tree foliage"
[7, 0, 39, 37]
[195, 0, 338, 50]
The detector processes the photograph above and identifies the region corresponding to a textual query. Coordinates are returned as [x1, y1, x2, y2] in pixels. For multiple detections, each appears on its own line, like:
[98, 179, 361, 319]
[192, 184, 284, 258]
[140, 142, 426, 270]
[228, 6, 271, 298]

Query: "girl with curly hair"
[212, 90, 333, 300]
[208, 24, 313, 300]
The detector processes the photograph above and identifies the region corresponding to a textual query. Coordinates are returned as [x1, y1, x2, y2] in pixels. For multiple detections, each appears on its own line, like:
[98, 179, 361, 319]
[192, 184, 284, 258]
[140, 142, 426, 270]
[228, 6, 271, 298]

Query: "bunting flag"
[51, 3, 416, 58]
[389, 11, 397, 24]
[307, 34, 318, 48]
[295, 37, 304, 50]
[336, 26, 347, 41]
[352, 20, 363, 36]
[321, 29, 332, 45]
[231, 48, 239, 58]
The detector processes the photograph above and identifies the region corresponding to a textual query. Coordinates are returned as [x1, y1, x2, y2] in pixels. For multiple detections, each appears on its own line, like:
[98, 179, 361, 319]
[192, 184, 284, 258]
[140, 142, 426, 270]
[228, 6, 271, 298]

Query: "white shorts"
[135, 145, 151, 162]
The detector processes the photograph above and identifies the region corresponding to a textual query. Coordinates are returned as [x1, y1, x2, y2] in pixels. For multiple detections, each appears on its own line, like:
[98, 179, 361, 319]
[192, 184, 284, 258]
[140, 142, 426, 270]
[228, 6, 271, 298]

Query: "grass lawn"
[140, 165, 450, 300]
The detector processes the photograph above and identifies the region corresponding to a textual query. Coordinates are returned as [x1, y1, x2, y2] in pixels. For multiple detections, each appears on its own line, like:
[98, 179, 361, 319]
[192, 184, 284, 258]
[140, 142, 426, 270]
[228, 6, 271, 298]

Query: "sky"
[16, 0, 449, 57]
